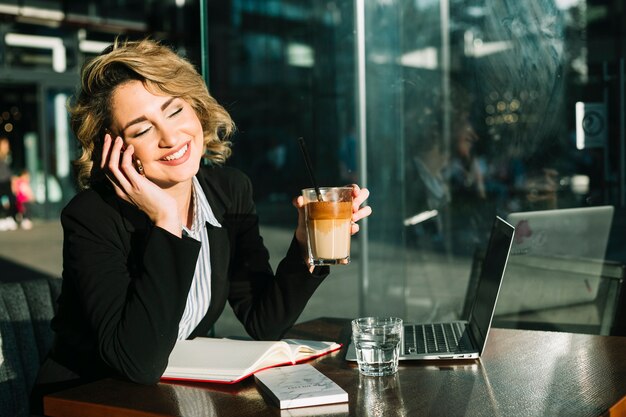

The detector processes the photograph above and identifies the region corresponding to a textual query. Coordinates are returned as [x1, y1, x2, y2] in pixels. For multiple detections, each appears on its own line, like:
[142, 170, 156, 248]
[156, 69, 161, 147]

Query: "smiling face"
[110, 80, 204, 188]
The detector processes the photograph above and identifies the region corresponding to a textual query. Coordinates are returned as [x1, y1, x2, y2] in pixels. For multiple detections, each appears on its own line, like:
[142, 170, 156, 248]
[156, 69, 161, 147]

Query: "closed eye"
[168, 107, 183, 118]
[133, 126, 152, 138]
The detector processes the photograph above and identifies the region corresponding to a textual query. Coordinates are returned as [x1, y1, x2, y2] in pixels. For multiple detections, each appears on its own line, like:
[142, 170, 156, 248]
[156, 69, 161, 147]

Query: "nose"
[158, 123, 179, 148]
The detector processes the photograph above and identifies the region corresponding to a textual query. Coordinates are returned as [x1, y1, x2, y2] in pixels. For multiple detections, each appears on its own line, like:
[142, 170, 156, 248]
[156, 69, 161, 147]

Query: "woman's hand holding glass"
[293, 184, 372, 267]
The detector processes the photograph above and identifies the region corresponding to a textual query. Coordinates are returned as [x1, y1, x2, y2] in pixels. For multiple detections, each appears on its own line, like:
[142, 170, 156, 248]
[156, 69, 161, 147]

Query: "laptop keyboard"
[403, 322, 471, 355]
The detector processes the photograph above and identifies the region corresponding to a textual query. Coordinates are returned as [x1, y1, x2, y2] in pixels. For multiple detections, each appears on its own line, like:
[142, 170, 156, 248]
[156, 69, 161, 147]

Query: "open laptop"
[496, 206, 614, 315]
[346, 216, 515, 361]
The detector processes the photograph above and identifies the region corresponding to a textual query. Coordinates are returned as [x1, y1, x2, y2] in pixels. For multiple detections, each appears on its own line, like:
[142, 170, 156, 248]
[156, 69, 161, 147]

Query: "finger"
[100, 134, 112, 169]
[104, 136, 122, 188]
[107, 136, 123, 173]
[108, 137, 133, 191]
[350, 222, 360, 235]
[352, 187, 370, 211]
[352, 205, 372, 223]
[119, 144, 145, 185]
[292, 195, 305, 209]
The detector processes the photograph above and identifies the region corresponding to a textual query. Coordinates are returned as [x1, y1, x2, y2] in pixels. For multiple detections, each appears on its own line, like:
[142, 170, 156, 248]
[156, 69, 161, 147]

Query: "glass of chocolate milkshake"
[302, 186, 353, 266]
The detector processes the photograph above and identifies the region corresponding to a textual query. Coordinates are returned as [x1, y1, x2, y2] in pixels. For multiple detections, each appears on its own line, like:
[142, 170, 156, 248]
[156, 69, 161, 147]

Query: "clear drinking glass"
[351, 317, 403, 377]
[302, 187, 353, 266]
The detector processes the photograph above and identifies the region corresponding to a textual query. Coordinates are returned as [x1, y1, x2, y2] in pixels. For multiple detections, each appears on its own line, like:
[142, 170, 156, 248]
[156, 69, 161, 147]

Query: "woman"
[32, 38, 371, 407]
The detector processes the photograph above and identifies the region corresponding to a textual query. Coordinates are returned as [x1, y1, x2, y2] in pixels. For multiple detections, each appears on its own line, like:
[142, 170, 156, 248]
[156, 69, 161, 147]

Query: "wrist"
[153, 211, 182, 238]
[155, 220, 182, 237]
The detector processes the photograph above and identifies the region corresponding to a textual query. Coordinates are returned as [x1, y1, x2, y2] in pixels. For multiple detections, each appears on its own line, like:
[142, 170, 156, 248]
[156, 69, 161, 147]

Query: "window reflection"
[207, 0, 625, 332]
[396, 0, 621, 329]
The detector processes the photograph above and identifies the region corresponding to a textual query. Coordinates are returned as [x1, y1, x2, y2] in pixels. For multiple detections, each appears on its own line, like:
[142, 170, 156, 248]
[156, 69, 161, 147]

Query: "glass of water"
[351, 317, 403, 376]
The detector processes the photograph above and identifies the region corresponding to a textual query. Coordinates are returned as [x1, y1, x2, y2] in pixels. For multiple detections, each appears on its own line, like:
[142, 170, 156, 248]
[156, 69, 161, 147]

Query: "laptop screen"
[506, 206, 613, 260]
[468, 217, 515, 353]
[499, 206, 614, 314]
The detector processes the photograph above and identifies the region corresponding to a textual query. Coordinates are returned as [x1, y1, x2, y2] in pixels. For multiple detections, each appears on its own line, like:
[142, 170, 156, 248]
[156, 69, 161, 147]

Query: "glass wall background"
[206, 0, 626, 335]
[206, 1, 365, 333]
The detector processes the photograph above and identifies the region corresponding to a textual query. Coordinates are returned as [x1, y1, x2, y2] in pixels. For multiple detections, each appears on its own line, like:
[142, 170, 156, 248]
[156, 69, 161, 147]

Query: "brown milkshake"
[303, 187, 353, 265]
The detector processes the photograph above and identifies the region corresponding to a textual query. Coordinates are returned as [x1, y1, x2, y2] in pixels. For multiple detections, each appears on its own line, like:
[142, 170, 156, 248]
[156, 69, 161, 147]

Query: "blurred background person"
[12, 168, 34, 230]
[444, 89, 490, 255]
[0, 136, 17, 231]
[403, 81, 451, 253]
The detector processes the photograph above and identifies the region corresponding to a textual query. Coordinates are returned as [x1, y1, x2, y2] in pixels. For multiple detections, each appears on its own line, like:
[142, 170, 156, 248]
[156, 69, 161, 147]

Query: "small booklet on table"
[161, 338, 341, 384]
[255, 364, 348, 409]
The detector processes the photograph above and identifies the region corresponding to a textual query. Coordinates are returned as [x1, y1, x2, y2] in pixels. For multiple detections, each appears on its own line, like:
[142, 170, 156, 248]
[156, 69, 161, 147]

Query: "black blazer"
[50, 165, 328, 384]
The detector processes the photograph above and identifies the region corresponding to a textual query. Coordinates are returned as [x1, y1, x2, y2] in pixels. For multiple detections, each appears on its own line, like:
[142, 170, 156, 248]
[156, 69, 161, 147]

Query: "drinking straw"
[297, 137, 324, 202]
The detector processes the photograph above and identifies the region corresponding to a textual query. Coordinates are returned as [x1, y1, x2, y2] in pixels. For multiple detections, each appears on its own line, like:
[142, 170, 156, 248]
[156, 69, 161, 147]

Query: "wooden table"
[44, 317, 626, 417]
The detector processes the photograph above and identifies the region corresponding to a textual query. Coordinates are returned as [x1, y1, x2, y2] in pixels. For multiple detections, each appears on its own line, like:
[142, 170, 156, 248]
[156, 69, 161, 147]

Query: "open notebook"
[162, 338, 341, 383]
[347, 216, 515, 361]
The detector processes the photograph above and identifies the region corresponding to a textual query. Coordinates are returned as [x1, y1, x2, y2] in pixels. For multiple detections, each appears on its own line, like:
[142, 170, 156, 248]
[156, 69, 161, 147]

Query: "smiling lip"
[159, 142, 191, 166]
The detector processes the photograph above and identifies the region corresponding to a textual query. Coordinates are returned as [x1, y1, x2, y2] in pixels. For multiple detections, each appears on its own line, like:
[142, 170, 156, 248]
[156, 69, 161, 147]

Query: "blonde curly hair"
[70, 38, 234, 189]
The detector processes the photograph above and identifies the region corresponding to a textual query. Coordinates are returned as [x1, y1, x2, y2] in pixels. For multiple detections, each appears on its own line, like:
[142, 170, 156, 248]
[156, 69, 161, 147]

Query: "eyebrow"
[122, 97, 177, 131]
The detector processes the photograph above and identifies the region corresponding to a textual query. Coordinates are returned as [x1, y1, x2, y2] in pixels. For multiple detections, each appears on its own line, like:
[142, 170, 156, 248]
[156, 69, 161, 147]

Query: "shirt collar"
[183, 176, 221, 237]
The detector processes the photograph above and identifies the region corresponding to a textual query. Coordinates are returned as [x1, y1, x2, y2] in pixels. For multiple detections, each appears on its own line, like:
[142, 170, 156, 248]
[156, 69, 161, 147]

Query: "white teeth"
[163, 144, 188, 161]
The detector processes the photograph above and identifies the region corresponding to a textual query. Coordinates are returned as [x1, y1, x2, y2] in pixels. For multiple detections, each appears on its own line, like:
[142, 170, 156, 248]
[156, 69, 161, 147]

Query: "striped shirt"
[177, 176, 221, 340]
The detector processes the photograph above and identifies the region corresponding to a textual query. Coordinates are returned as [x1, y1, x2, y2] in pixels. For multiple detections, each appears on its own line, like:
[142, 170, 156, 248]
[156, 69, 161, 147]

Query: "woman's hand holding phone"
[101, 133, 182, 236]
